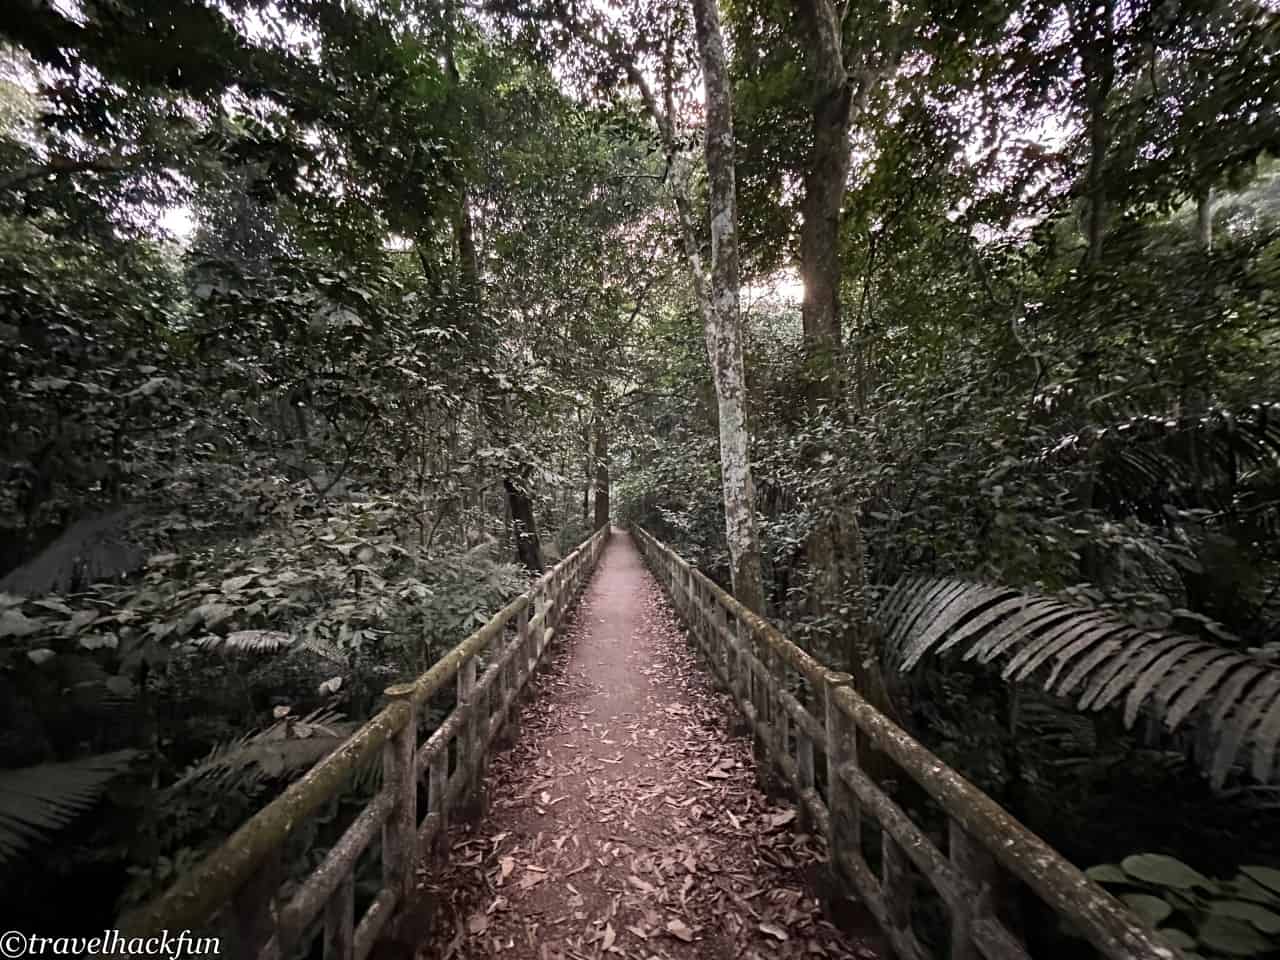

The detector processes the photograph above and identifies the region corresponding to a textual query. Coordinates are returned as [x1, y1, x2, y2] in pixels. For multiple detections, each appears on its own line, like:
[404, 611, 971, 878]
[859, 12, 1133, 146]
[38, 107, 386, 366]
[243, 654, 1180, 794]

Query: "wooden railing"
[118, 527, 610, 960]
[634, 527, 1180, 960]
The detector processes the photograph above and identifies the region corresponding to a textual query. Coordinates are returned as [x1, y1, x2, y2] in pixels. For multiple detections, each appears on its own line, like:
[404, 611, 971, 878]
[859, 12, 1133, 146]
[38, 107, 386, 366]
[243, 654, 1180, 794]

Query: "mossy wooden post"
[713, 600, 729, 687]
[733, 619, 750, 715]
[773, 676, 790, 778]
[507, 603, 529, 743]
[427, 743, 449, 861]
[883, 832, 913, 942]
[457, 655, 482, 818]
[550, 568, 563, 636]
[233, 839, 281, 959]
[797, 693, 817, 832]
[824, 672, 860, 884]
[323, 872, 354, 960]
[950, 819, 1001, 960]
[750, 628, 775, 793]
[475, 639, 492, 815]
[382, 684, 417, 906]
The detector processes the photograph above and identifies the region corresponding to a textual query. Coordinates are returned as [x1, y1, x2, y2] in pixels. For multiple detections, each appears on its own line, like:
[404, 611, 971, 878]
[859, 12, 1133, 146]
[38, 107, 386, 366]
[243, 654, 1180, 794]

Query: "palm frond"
[0, 750, 138, 865]
[880, 577, 1280, 787]
[1046, 402, 1280, 519]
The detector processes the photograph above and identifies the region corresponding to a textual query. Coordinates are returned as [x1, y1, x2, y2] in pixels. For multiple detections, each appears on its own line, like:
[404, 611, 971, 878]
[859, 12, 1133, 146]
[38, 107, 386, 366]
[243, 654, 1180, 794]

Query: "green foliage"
[0, 751, 137, 865]
[1086, 855, 1280, 958]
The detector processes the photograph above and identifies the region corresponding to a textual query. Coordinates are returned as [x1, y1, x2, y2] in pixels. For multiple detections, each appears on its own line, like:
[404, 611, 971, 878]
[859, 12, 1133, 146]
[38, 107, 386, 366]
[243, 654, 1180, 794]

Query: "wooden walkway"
[120, 527, 1179, 960]
[417, 532, 879, 960]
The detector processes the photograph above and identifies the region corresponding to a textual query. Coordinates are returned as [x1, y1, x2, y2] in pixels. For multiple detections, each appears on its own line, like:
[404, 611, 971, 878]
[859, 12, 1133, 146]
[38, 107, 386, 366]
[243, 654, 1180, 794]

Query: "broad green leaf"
[1158, 929, 1196, 949]
[1121, 893, 1174, 927]
[1242, 867, 1280, 898]
[1208, 900, 1280, 934]
[1197, 916, 1274, 956]
[1122, 854, 1212, 890]
[1086, 864, 1129, 885]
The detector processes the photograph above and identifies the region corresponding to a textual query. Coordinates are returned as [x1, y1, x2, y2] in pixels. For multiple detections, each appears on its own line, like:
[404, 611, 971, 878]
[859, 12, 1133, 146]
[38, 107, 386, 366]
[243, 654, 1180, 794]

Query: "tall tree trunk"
[503, 467, 543, 573]
[592, 415, 610, 531]
[1077, 0, 1116, 268]
[797, 0, 853, 391]
[790, 2, 898, 722]
[691, 0, 767, 615]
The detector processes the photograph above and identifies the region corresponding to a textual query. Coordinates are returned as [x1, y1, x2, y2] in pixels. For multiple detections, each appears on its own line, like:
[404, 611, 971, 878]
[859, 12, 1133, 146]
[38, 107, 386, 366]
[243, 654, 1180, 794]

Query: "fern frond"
[881, 578, 1280, 788]
[0, 751, 137, 864]
[195, 630, 292, 654]
[294, 632, 347, 665]
[171, 708, 351, 793]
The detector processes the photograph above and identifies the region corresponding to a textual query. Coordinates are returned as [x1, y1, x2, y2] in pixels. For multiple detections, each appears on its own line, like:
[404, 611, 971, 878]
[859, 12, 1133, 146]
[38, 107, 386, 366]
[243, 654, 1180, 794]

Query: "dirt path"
[416, 531, 877, 960]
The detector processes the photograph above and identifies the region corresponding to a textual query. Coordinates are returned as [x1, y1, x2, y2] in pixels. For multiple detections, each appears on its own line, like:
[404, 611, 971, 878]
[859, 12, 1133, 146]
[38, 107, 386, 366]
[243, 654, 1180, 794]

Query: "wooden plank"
[382, 685, 417, 905]
[233, 844, 280, 960]
[951, 819, 1011, 960]
[353, 887, 398, 960]
[278, 790, 395, 947]
[824, 673, 861, 871]
[882, 832, 913, 936]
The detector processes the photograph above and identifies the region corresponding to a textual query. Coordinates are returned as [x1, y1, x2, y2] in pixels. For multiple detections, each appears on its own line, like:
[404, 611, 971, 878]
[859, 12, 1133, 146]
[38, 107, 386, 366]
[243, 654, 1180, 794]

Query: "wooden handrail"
[117, 527, 611, 960]
[634, 526, 1181, 960]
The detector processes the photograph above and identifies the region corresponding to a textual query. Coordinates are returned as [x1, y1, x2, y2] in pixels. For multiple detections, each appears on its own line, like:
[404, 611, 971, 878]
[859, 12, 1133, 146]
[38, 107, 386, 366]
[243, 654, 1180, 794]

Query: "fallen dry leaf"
[666, 918, 695, 942]
[758, 922, 788, 942]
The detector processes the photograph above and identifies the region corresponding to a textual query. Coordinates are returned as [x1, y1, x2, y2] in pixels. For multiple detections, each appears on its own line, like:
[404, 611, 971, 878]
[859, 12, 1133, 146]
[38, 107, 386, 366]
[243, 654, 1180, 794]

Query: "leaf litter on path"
[416, 536, 881, 960]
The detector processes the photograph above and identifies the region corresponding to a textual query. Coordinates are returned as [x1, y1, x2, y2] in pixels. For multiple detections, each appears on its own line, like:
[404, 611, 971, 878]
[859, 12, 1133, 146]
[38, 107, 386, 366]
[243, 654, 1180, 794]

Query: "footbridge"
[118, 528, 1179, 960]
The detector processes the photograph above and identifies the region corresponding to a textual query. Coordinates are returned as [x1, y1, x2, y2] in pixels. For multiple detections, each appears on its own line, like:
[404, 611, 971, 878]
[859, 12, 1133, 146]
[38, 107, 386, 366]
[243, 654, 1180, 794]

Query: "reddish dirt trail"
[416, 531, 877, 960]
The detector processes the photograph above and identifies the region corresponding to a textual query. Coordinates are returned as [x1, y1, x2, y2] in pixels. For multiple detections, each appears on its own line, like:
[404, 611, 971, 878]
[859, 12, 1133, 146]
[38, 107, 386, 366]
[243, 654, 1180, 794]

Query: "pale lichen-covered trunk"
[690, 0, 766, 616]
[1196, 186, 1215, 252]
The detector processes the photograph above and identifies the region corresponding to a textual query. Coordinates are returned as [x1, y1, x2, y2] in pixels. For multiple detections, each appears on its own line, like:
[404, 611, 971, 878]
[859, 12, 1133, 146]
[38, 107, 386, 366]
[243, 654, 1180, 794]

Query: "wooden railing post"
[233, 845, 281, 960]
[427, 741, 449, 861]
[506, 602, 529, 742]
[733, 619, 751, 714]
[531, 585, 545, 670]
[713, 600, 729, 687]
[950, 819, 1001, 960]
[797, 707, 816, 832]
[382, 684, 418, 906]
[457, 654, 484, 818]
[883, 832, 913, 942]
[824, 673, 861, 883]
[323, 873, 355, 960]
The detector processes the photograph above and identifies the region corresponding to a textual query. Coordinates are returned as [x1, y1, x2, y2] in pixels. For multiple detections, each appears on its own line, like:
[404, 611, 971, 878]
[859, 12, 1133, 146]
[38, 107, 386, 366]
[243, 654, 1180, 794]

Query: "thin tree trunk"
[1196, 185, 1215, 251]
[691, 0, 766, 615]
[592, 415, 610, 531]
